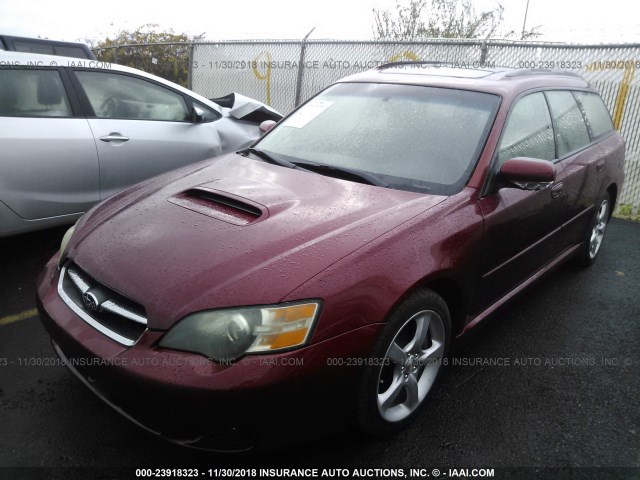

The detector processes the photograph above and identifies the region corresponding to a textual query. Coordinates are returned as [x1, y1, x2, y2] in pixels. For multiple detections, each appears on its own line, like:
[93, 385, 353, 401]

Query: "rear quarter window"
[573, 92, 615, 139]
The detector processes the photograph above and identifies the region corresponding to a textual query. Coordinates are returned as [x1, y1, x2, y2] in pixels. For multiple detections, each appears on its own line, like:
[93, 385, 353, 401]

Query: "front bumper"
[36, 256, 382, 451]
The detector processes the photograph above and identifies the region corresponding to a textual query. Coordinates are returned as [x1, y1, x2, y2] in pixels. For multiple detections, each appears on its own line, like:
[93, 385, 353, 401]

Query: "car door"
[0, 67, 99, 219]
[474, 91, 567, 314]
[544, 90, 602, 251]
[71, 70, 224, 200]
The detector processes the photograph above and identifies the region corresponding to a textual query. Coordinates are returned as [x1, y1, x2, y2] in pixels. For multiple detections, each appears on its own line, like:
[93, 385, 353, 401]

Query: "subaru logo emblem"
[82, 291, 100, 311]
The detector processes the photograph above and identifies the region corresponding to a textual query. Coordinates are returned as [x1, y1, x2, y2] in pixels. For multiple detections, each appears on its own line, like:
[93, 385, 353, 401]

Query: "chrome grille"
[58, 263, 147, 346]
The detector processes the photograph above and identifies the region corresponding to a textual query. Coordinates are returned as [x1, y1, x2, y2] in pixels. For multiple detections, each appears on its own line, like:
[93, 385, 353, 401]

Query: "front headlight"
[58, 223, 77, 267]
[159, 301, 321, 362]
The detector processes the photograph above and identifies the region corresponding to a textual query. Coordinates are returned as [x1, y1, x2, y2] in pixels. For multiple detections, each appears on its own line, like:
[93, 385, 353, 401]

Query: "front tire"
[356, 289, 451, 436]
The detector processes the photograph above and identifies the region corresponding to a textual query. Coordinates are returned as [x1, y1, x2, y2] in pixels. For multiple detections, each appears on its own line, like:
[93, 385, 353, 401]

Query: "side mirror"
[192, 106, 205, 123]
[500, 157, 556, 191]
[259, 120, 277, 134]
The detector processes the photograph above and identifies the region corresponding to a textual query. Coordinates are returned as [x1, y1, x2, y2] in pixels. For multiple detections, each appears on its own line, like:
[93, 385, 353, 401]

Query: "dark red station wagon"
[37, 63, 625, 451]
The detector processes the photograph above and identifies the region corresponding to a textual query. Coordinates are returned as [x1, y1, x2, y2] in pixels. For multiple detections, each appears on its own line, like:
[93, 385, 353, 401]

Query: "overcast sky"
[1, 0, 639, 44]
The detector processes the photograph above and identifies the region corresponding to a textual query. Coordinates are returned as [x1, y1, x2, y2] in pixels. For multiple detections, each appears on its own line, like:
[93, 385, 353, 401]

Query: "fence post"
[480, 41, 488, 65]
[187, 43, 195, 90]
[294, 27, 315, 107]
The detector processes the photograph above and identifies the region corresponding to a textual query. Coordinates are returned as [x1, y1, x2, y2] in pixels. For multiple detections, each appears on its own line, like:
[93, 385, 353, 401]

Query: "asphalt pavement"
[0, 220, 638, 480]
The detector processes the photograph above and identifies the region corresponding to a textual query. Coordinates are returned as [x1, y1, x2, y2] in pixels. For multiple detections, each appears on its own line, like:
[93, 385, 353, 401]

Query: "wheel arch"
[419, 276, 469, 337]
[382, 272, 470, 339]
[606, 183, 618, 217]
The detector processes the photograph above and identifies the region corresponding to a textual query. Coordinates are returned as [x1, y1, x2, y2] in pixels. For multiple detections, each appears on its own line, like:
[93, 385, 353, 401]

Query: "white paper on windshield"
[282, 100, 333, 128]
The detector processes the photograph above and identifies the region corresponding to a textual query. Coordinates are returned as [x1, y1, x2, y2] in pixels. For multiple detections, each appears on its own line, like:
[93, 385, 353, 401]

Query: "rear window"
[574, 92, 615, 139]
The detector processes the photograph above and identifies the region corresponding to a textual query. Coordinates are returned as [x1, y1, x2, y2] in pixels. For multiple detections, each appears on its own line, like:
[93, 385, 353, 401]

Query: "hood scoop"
[168, 187, 265, 226]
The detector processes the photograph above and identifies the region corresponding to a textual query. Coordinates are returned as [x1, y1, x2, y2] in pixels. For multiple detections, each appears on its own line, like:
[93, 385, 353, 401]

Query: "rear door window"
[545, 90, 591, 157]
[0, 68, 72, 117]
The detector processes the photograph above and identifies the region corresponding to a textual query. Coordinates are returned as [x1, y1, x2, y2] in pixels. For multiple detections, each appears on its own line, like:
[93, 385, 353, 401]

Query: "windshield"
[256, 82, 500, 195]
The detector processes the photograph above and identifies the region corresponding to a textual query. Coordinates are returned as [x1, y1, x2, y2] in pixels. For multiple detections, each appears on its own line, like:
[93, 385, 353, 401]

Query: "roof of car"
[340, 61, 591, 96]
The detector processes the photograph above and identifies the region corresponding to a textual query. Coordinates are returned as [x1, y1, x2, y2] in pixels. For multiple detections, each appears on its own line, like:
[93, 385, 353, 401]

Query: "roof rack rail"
[376, 60, 455, 70]
[503, 68, 583, 78]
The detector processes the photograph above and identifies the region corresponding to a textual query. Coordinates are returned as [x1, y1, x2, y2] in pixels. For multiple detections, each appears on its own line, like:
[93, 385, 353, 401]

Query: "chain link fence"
[93, 42, 193, 87]
[98, 39, 640, 218]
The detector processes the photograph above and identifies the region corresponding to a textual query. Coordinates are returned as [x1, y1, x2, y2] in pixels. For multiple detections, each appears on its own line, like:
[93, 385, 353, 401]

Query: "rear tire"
[355, 289, 451, 436]
[575, 193, 611, 267]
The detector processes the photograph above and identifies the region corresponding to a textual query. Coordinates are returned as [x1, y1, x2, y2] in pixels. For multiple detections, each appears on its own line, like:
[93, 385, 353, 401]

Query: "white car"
[0, 51, 281, 237]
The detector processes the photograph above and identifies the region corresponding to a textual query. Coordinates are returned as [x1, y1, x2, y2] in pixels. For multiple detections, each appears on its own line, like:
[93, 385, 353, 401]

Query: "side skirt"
[460, 242, 582, 336]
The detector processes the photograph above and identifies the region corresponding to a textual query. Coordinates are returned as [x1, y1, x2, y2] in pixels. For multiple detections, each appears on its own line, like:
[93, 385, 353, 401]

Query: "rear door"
[71, 70, 224, 200]
[0, 67, 99, 219]
[474, 91, 566, 313]
[544, 90, 603, 250]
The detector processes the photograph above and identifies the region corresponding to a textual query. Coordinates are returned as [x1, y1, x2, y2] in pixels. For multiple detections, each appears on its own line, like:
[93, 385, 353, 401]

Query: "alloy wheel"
[376, 310, 445, 422]
[589, 199, 609, 259]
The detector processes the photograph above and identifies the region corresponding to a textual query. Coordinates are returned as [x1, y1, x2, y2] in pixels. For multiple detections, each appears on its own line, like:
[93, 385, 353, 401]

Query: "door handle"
[551, 182, 563, 199]
[596, 160, 605, 172]
[99, 134, 130, 143]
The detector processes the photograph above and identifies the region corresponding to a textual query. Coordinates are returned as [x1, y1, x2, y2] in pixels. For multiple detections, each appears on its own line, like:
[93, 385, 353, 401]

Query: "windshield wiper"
[292, 161, 388, 188]
[237, 149, 386, 187]
[238, 147, 310, 172]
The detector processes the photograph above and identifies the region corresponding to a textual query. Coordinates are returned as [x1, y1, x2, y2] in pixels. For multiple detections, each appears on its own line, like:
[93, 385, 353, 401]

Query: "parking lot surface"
[0, 220, 638, 479]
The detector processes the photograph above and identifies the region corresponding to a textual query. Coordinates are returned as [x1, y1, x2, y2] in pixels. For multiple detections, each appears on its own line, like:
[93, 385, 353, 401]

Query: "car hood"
[69, 154, 445, 330]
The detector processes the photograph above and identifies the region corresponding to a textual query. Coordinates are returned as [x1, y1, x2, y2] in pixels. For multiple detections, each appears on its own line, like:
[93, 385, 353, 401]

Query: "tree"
[373, 0, 540, 41]
[89, 25, 205, 86]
